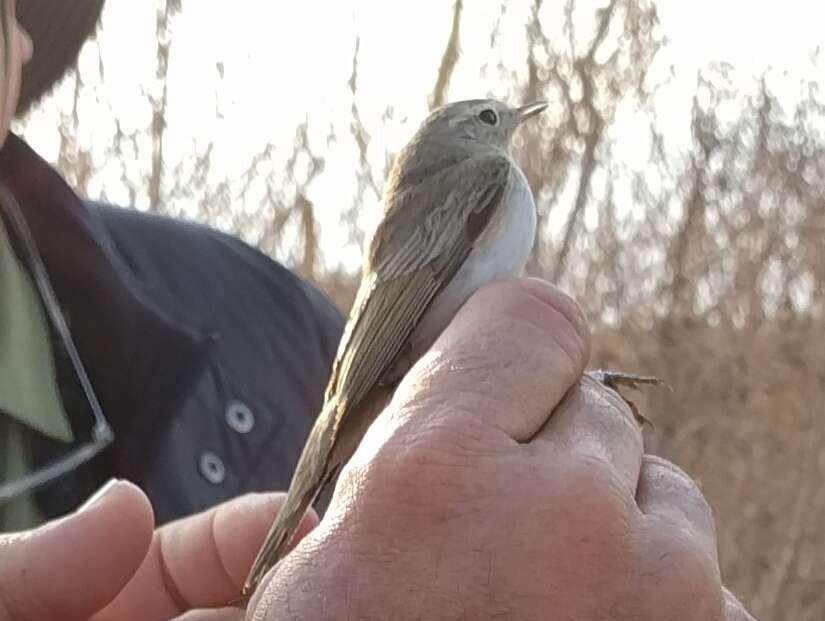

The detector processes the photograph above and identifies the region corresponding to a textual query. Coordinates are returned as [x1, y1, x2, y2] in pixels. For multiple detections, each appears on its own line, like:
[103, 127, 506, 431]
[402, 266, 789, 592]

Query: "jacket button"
[225, 400, 255, 434]
[199, 451, 226, 484]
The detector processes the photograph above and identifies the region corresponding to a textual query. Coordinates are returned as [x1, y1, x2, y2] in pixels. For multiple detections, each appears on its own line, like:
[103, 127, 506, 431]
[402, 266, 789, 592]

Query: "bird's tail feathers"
[242, 476, 323, 596]
[242, 401, 338, 596]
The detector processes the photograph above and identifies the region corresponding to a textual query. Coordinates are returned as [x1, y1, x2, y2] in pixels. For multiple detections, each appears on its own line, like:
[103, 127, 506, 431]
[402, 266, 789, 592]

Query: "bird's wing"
[243, 154, 512, 593]
[242, 154, 511, 592]
[325, 154, 512, 426]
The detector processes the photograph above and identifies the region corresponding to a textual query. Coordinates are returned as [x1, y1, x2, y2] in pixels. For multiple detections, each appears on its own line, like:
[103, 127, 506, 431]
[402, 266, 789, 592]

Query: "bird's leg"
[585, 369, 669, 428]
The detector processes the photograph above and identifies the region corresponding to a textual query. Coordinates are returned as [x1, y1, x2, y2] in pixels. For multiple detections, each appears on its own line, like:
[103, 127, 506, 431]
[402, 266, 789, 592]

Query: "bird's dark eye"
[478, 108, 498, 126]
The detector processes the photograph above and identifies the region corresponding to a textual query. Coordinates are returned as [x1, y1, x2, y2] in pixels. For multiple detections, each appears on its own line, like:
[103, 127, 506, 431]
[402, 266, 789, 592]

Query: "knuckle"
[580, 376, 642, 438]
[559, 453, 633, 527]
[538, 456, 638, 571]
[583, 375, 634, 418]
[385, 407, 488, 477]
[643, 456, 707, 506]
[344, 405, 503, 524]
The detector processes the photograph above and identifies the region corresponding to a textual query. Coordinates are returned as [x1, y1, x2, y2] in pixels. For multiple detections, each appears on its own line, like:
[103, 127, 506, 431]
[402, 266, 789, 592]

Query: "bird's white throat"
[410, 162, 537, 357]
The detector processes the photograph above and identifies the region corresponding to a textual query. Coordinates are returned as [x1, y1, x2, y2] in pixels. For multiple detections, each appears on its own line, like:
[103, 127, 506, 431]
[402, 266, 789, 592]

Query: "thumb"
[390, 277, 591, 442]
[0, 480, 154, 621]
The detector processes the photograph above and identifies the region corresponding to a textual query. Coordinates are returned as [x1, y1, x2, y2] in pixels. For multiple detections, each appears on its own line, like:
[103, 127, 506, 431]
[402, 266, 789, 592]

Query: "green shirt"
[0, 214, 73, 530]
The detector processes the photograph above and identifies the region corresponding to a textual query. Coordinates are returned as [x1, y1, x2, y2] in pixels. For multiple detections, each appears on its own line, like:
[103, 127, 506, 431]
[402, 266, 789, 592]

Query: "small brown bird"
[243, 98, 548, 595]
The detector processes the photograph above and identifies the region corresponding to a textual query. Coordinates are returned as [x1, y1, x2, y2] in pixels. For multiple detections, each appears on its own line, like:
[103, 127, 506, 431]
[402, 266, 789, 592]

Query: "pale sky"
[17, 0, 825, 272]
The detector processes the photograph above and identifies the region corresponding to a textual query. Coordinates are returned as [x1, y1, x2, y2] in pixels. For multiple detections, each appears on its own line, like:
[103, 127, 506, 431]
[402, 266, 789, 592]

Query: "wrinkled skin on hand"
[249, 278, 755, 621]
[0, 278, 755, 621]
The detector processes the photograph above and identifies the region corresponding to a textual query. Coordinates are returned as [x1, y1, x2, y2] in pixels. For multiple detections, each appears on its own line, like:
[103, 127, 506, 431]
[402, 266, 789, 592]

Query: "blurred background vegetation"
[17, 1, 824, 618]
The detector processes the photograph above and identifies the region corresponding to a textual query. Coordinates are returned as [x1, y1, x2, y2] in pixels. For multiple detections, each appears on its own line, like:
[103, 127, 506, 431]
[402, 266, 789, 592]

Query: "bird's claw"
[586, 369, 670, 428]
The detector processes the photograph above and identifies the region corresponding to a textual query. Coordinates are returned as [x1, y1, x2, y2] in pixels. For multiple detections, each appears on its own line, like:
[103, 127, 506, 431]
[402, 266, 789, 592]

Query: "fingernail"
[77, 478, 120, 512]
[643, 456, 697, 490]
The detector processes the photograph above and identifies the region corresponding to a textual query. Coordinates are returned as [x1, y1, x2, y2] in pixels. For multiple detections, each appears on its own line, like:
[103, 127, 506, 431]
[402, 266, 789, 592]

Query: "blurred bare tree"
[22, 1, 824, 618]
[148, 0, 179, 212]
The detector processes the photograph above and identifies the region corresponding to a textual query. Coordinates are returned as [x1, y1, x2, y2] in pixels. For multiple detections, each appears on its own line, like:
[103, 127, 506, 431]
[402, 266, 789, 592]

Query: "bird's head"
[384, 98, 547, 198]
[413, 98, 548, 152]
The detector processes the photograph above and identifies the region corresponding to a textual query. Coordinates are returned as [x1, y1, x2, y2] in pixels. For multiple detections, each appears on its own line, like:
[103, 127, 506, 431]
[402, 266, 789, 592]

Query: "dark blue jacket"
[0, 134, 344, 524]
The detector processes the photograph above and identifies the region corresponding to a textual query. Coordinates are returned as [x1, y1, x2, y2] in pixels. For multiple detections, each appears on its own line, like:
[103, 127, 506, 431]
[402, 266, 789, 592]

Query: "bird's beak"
[513, 101, 548, 125]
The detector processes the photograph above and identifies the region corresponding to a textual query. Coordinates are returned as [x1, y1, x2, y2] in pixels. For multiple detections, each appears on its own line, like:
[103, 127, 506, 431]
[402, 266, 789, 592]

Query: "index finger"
[533, 374, 644, 496]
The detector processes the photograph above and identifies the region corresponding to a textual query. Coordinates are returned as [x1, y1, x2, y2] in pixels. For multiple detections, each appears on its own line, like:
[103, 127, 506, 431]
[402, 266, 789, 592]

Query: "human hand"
[249, 278, 756, 620]
[0, 483, 317, 620]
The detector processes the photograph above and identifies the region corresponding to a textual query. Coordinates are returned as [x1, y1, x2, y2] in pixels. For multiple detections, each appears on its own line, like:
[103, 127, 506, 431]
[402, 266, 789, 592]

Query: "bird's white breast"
[410, 161, 537, 357]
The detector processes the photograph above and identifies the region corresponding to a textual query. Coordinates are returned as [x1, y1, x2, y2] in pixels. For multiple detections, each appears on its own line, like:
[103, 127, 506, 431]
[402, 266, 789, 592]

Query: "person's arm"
[248, 278, 756, 620]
